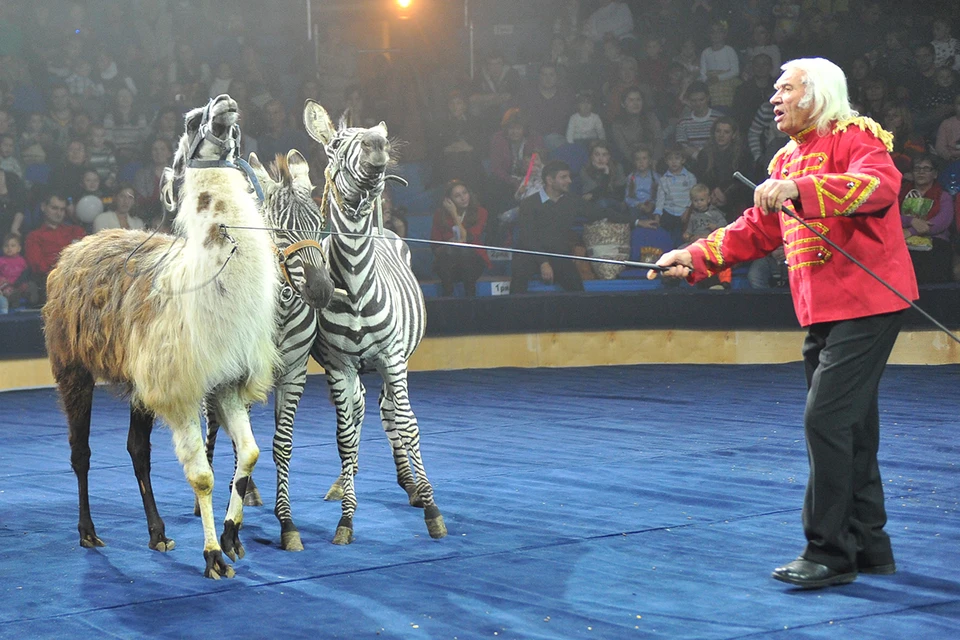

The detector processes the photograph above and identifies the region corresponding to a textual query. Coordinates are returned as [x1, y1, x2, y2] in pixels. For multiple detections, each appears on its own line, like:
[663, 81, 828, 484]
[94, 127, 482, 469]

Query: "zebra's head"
[247, 150, 335, 310]
[303, 99, 393, 222]
[161, 93, 243, 213]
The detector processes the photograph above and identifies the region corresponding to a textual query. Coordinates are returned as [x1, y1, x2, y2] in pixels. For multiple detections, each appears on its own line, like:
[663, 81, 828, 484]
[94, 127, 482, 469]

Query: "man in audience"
[521, 63, 574, 151]
[24, 192, 85, 305]
[256, 100, 309, 162]
[510, 160, 587, 294]
[675, 82, 721, 161]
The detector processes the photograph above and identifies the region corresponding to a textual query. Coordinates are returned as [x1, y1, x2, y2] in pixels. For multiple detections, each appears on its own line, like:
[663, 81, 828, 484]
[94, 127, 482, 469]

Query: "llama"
[43, 94, 279, 579]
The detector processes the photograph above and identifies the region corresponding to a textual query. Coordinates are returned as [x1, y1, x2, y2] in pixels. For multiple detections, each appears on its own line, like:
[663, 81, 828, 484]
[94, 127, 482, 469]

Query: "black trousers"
[800, 310, 905, 571]
[433, 247, 487, 297]
[510, 253, 583, 293]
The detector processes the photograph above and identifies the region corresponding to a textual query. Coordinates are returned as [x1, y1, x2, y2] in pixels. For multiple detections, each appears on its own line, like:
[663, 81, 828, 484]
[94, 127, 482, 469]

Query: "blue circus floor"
[1, 364, 958, 639]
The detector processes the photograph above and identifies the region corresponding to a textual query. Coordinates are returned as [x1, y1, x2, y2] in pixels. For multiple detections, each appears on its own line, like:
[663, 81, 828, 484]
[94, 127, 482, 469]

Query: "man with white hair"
[649, 58, 918, 589]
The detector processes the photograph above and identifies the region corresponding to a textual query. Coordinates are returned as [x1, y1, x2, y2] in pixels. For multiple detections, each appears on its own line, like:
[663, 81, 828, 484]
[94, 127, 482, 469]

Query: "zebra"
[197, 148, 335, 555]
[295, 99, 447, 546]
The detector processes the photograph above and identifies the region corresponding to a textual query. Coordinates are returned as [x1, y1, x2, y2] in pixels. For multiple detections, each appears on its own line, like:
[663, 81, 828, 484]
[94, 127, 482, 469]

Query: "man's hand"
[540, 262, 554, 284]
[647, 249, 693, 280]
[754, 178, 799, 215]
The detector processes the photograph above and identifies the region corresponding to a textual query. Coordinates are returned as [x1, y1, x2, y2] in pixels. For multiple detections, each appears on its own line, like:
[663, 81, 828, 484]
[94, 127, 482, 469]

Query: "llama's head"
[161, 94, 243, 212]
[247, 149, 335, 310]
[303, 99, 399, 221]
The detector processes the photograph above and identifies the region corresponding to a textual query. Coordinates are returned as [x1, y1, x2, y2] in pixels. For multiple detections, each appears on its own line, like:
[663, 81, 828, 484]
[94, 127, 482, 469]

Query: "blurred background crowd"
[1, 0, 959, 311]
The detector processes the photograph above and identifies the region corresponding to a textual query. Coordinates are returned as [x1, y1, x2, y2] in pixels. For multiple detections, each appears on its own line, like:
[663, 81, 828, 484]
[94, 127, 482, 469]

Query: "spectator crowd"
[1, 0, 960, 310]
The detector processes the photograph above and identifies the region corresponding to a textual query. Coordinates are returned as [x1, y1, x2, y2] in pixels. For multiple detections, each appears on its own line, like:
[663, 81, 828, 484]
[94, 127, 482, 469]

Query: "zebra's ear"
[375, 121, 388, 137]
[303, 99, 335, 145]
[286, 149, 310, 180]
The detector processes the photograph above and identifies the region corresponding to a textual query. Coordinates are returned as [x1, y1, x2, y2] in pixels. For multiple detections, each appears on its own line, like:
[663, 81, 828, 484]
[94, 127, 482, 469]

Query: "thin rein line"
[221, 224, 671, 272]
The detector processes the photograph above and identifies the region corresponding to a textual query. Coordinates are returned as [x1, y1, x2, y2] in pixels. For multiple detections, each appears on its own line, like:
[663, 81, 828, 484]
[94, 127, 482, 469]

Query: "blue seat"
[550, 143, 588, 177]
[23, 163, 50, 186]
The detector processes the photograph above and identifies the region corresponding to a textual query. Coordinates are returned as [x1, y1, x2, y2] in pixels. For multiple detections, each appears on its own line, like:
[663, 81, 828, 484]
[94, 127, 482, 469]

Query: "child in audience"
[654, 147, 697, 246]
[625, 145, 659, 228]
[0, 135, 23, 179]
[85, 124, 118, 188]
[566, 91, 605, 145]
[680, 183, 731, 288]
[0, 233, 28, 313]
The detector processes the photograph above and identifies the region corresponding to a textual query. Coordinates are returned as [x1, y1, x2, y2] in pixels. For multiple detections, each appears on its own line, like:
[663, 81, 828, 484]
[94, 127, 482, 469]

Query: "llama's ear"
[183, 106, 204, 134]
[375, 121, 388, 137]
[247, 152, 271, 186]
[160, 167, 177, 211]
[286, 149, 310, 179]
[303, 99, 334, 145]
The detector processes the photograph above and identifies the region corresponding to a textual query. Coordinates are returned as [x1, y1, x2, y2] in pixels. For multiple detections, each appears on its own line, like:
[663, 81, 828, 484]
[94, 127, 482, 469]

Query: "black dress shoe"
[859, 561, 896, 575]
[772, 558, 858, 589]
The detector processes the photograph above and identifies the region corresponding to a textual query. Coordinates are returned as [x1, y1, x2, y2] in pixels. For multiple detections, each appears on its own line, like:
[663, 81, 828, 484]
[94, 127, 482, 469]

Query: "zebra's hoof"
[243, 485, 263, 507]
[424, 505, 447, 539]
[203, 549, 235, 580]
[281, 530, 304, 552]
[332, 526, 354, 545]
[324, 480, 345, 502]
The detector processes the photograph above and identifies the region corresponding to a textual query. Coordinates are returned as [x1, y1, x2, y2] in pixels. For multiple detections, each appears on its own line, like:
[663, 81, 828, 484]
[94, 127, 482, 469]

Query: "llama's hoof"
[79, 533, 106, 548]
[324, 479, 344, 501]
[203, 549, 235, 579]
[280, 519, 304, 551]
[332, 517, 353, 545]
[149, 534, 176, 552]
[220, 519, 245, 562]
[424, 505, 447, 539]
[243, 485, 263, 507]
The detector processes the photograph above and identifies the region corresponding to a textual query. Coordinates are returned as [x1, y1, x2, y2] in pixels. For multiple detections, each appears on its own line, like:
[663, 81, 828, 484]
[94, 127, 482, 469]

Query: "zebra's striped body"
[301, 99, 446, 544]
[199, 150, 333, 551]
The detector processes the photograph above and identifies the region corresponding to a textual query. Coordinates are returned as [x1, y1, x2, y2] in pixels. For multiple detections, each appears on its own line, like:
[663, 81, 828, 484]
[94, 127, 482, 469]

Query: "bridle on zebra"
[275, 238, 325, 292]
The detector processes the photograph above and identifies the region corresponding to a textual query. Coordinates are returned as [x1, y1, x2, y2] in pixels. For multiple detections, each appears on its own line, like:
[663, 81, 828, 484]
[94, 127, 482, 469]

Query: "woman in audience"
[899, 155, 954, 284]
[693, 116, 752, 222]
[580, 139, 628, 221]
[430, 179, 490, 297]
[133, 137, 173, 224]
[433, 90, 482, 187]
[103, 87, 148, 163]
[611, 86, 663, 166]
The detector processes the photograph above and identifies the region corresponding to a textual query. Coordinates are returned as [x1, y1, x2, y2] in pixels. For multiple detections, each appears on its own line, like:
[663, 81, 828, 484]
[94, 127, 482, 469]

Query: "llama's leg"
[327, 370, 364, 545]
[209, 388, 260, 563]
[127, 404, 174, 551]
[60, 365, 102, 548]
[378, 384, 421, 507]
[194, 400, 221, 517]
[383, 368, 447, 539]
[273, 358, 309, 551]
[170, 414, 233, 579]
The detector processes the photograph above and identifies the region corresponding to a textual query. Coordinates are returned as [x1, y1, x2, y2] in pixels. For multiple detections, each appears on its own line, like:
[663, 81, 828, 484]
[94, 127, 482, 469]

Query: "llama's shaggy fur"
[43, 96, 279, 578]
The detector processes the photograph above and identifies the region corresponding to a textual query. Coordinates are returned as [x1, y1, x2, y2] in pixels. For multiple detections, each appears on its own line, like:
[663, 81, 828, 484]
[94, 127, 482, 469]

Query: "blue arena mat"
[0, 364, 958, 639]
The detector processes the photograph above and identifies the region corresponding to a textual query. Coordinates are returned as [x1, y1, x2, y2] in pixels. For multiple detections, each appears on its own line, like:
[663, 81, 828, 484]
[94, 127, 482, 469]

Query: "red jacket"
[687, 118, 918, 326]
[25, 223, 86, 275]
[430, 206, 491, 268]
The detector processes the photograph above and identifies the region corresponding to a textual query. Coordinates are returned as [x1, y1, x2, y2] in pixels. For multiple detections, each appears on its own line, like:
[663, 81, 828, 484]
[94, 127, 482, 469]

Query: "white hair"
[781, 58, 857, 134]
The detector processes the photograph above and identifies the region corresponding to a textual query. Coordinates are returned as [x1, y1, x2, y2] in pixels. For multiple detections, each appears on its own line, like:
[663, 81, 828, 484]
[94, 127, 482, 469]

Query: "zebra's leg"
[379, 384, 421, 507]
[127, 403, 174, 551]
[273, 358, 309, 552]
[328, 370, 365, 545]
[60, 364, 103, 548]
[194, 398, 221, 517]
[169, 411, 233, 579]
[383, 368, 447, 539]
[208, 387, 260, 563]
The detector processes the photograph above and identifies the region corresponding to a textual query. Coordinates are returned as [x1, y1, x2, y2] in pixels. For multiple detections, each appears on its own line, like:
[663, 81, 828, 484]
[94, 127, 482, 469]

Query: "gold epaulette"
[833, 116, 894, 152]
[767, 140, 797, 177]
